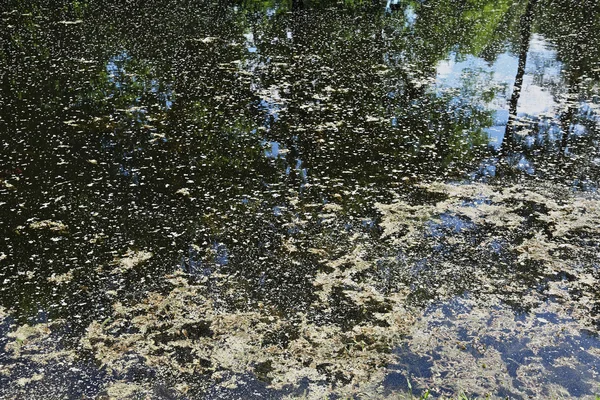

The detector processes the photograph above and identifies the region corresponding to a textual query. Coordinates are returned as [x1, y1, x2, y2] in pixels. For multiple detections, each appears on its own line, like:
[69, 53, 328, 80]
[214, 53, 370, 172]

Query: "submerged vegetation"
[0, 0, 599, 398]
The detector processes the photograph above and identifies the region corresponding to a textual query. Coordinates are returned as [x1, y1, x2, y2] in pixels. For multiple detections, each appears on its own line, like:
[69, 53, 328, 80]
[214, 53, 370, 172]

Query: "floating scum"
[1, 181, 599, 397]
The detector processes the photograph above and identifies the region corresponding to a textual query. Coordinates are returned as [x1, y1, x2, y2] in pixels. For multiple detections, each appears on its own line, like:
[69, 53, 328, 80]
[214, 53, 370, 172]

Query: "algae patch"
[27, 220, 68, 233]
[80, 267, 415, 397]
[111, 249, 153, 273]
[1, 183, 599, 398]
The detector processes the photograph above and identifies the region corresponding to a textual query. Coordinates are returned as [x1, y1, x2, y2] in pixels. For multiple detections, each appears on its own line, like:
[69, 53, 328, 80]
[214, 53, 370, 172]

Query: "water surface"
[0, 0, 599, 398]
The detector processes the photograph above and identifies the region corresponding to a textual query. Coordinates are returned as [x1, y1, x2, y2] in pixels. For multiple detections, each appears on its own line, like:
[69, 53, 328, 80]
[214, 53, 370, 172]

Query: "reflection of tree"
[246, 1, 511, 206]
[505, 0, 600, 186]
[539, 0, 600, 167]
[500, 0, 538, 156]
[411, 0, 520, 64]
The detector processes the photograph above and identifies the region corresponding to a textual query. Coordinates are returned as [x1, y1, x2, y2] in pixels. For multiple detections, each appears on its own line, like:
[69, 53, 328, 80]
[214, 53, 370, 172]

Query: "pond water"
[0, 0, 599, 398]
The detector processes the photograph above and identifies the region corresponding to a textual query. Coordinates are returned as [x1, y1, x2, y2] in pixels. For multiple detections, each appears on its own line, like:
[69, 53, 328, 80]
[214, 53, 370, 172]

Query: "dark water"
[0, 0, 599, 398]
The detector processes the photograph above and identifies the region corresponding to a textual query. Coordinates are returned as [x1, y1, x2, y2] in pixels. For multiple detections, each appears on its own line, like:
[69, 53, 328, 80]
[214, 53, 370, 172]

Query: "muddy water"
[0, 0, 599, 398]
